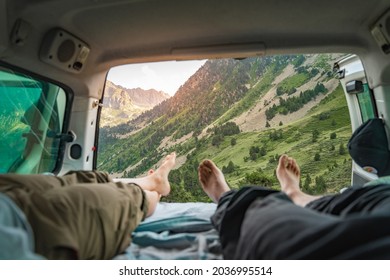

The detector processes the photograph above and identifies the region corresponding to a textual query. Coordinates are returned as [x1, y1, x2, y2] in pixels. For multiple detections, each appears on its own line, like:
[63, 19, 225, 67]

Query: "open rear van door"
[334, 55, 378, 185]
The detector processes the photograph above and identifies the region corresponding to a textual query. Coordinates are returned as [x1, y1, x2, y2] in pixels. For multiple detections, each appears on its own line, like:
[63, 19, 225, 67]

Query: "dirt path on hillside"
[233, 64, 296, 132]
[234, 63, 340, 132]
[158, 132, 193, 150]
[266, 78, 339, 128]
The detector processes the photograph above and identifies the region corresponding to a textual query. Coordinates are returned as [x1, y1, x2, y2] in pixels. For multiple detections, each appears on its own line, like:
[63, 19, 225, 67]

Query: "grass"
[193, 84, 352, 194]
[277, 72, 310, 94]
[313, 54, 333, 72]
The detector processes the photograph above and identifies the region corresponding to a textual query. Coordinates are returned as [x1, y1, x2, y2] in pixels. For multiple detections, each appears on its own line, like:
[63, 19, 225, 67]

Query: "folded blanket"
[115, 202, 222, 260]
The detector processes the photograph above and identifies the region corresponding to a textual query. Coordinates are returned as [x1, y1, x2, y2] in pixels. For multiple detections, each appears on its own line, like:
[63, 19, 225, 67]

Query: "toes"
[198, 161, 207, 173]
[278, 155, 301, 176]
[164, 152, 176, 163]
[202, 167, 212, 177]
[198, 160, 218, 187]
[293, 160, 300, 175]
[279, 154, 288, 166]
[200, 159, 214, 172]
[198, 163, 210, 177]
[203, 159, 213, 169]
[199, 170, 209, 186]
[287, 158, 294, 171]
[289, 158, 299, 175]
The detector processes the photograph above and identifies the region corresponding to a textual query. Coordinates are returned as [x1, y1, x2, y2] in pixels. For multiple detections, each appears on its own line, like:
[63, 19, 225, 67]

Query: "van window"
[0, 66, 69, 174]
[356, 83, 376, 122]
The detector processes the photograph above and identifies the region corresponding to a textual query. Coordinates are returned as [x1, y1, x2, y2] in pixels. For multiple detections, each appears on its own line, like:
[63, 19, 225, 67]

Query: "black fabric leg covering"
[211, 186, 280, 259]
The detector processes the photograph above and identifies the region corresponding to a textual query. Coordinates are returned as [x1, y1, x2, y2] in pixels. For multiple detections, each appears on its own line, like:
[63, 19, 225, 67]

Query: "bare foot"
[123, 152, 176, 196]
[276, 154, 301, 195]
[276, 154, 320, 206]
[151, 152, 176, 196]
[198, 159, 230, 203]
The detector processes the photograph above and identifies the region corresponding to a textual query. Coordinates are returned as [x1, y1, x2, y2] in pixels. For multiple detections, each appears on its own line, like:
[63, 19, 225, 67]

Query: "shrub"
[339, 143, 346, 155]
[242, 171, 275, 187]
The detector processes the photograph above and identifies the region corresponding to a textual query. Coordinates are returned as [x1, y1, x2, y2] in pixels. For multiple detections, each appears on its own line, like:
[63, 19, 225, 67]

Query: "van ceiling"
[4, 1, 389, 60]
[1, 0, 390, 92]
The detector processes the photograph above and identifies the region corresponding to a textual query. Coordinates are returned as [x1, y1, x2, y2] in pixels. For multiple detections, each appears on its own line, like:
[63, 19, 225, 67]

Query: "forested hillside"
[98, 54, 351, 202]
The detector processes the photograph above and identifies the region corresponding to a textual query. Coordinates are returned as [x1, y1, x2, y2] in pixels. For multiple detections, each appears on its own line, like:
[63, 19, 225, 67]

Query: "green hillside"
[164, 85, 351, 202]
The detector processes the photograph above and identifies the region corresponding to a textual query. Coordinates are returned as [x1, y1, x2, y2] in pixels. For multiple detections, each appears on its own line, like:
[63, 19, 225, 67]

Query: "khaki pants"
[0, 171, 148, 259]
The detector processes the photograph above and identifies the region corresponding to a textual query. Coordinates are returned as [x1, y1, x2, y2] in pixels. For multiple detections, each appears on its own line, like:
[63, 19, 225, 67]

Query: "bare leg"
[276, 154, 321, 207]
[143, 190, 160, 217]
[119, 152, 176, 196]
[198, 159, 230, 203]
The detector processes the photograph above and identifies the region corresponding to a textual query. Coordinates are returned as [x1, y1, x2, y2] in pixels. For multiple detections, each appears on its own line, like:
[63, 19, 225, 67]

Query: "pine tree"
[315, 175, 327, 193]
[339, 143, 346, 155]
[312, 129, 320, 142]
[260, 146, 267, 156]
[303, 174, 312, 192]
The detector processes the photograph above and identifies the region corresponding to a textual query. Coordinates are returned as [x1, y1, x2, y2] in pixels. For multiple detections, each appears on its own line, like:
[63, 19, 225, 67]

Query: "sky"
[107, 60, 206, 96]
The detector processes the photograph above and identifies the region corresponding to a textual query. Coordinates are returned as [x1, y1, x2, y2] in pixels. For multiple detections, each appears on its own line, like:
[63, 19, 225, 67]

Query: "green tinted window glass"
[0, 67, 68, 174]
[356, 83, 375, 123]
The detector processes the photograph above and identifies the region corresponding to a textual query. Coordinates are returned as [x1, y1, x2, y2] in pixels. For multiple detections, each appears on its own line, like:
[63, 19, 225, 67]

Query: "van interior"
[1, 0, 390, 259]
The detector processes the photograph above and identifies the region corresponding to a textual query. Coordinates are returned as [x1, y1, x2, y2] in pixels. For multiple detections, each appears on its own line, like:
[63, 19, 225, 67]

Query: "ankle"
[284, 188, 301, 201]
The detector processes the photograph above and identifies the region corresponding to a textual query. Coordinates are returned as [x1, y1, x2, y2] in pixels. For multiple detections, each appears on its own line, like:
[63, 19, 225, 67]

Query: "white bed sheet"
[114, 202, 223, 260]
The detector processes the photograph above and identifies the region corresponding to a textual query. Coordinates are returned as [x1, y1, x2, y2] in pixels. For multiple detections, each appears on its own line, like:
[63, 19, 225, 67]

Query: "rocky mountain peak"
[101, 81, 170, 127]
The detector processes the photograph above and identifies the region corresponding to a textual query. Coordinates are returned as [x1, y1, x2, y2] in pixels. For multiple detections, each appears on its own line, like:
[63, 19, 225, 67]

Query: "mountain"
[100, 81, 170, 127]
[97, 54, 352, 202]
[131, 58, 273, 138]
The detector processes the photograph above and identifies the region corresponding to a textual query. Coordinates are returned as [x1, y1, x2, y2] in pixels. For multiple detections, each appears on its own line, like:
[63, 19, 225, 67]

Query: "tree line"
[265, 83, 327, 120]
